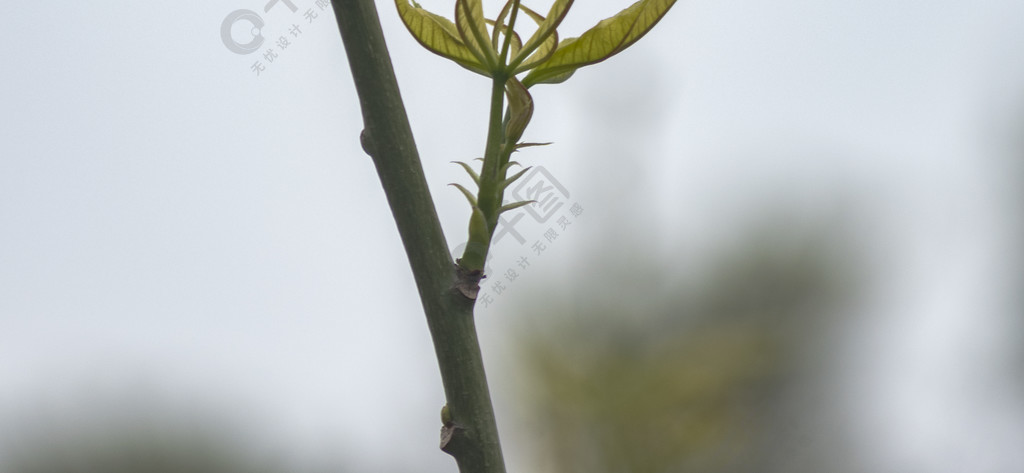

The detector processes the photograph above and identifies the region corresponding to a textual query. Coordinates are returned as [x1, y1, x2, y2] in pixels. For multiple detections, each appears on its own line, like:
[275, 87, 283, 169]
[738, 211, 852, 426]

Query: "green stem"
[331, 2, 506, 472]
[498, 0, 522, 67]
[460, 74, 508, 271]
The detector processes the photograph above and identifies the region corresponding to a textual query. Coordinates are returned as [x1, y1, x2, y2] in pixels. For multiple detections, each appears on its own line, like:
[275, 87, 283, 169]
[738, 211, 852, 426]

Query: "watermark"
[453, 166, 584, 309]
[221, 0, 332, 77]
[508, 166, 570, 224]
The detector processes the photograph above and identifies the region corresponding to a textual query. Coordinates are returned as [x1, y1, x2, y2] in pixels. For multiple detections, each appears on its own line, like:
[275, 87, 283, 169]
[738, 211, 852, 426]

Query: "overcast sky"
[3, 1, 1024, 471]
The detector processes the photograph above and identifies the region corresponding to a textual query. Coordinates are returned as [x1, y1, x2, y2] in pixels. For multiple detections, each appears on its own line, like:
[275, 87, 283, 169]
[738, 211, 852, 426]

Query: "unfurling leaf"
[486, 18, 523, 59]
[457, 203, 492, 272]
[504, 78, 534, 145]
[451, 160, 481, 186]
[500, 160, 522, 174]
[514, 142, 553, 149]
[500, 166, 532, 190]
[491, 0, 515, 49]
[468, 205, 491, 248]
[522, 0, 677, 87]
[395, 0, 490, 76]
[450, 183, 478, 206]
[509, 0, 573, 72]
[499, 200, 536, 213]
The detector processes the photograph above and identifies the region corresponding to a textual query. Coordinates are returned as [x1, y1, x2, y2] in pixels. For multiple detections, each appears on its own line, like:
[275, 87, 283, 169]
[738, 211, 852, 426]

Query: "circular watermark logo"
[221, 9, 265, 55]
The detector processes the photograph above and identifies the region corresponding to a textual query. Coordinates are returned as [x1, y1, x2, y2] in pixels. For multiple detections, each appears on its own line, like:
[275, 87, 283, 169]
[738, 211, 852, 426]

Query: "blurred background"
[2, 1, 1023, 471]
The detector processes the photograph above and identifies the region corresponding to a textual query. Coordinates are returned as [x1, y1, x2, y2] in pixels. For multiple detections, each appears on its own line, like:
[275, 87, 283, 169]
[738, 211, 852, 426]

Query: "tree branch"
[330, 1, 507, 471]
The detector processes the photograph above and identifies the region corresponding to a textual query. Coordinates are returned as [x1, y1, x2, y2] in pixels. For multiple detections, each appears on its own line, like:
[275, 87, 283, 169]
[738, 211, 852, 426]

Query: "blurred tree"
[0, 404, 346, 473]
[509, 217, 860, 473]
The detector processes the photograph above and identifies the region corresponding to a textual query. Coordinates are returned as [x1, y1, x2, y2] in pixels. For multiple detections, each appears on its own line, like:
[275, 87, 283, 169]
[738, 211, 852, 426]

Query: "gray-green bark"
[330, 1, 507, 472]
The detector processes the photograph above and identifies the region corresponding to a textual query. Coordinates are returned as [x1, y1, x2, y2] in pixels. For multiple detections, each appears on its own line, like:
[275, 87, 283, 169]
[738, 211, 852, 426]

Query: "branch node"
[360, 128, 376, 156]
[440, 421, 466, 454]
[454, 263, 485, 300]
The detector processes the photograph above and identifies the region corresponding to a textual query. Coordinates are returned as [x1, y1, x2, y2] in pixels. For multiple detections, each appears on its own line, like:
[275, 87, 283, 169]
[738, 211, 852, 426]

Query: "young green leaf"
[498, 200, 536, 214]
[508, 4, 560, 74]
[486, 18, 523, 60]
[508, 0, 573, 72]
[395, 0, 490, 76]
[450, 183, 479, 206]
[455, 0, 498, 69]
[514, 142, 553, 150]
[522, 0, 677, 87]
[503, 78, 534, 145]
[499, 160, 521, 175]
[461, 205, 492, 269]
[451, 161, 481, 186]
[491, 0, 515, 49]
[500, 166, 532, 190]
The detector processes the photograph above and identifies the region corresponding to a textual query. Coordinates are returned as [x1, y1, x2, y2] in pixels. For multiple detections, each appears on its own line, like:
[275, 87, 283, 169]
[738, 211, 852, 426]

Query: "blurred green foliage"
[510, 219, 858, 473]
[0, 406, 343, 473]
